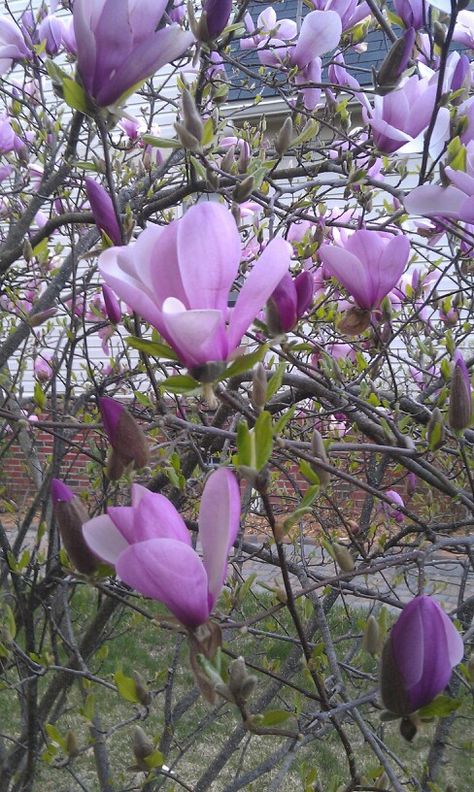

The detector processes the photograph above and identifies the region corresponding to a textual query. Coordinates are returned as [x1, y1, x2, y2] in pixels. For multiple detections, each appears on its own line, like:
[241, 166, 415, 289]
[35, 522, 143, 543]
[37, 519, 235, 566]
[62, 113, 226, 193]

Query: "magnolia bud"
[376, 28, 415, 93]
[433, 21, 446, 47]
[233, 175, 254, 203]
[188, 360, 226, 384]
[362, 615, 380, 655]
[23, 238, 33, 262]
[29, 308, 58, 327]
[275, 116, 294, 157]
[66, 729, 80, 758]
[175, 122, 201, 151]
[99, 397, 149, 480]
[333, 543, 355, 573]
[133, 671, 151, 706]
[427, 407, 445, 450]
[448, 352, 473, 431]
[251, 363, 267, 412]
[132, 726, 154, 769]
[337, 307, 371, 335]
[406, 472, 417, 497]
[51, 480, 99, 574]
[221, 144, 236, 173]
[102, 285, 121, 324]
[310, 429, 331, 488]
[181, 89, 203, 142]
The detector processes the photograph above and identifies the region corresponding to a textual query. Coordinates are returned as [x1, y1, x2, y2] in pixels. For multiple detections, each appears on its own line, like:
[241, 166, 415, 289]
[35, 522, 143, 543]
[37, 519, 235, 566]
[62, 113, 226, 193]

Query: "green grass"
[0, 584, 471, 791]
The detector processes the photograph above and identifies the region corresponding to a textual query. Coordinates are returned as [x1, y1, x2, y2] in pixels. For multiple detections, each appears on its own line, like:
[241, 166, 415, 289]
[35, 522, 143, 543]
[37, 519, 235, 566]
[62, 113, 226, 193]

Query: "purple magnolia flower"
[393, 0, 425, 30]
[267, 271, 314, 334]
[383, 490, 405, 523]
[381, 596, 464, 716]
[37, 14, 66, 55]
[405, 141, 474, 224]
[102, 285, 121, 324]
[290, 10, 341, 69]
[51, 479, 99, 574]
[34, 355, 53, 383]
[364, 75, 450, 159]
[99, 202, 292, 373]
[319, 230, 411, 311]
[73, 0, 194, 107]
[85, 177, 122, 246]
[0, 116, 24, 154]
[83, 469, 240, 628]
[241, 7, 297, 53]
[0, 16, 30, 75]
[310, 0, 370, 31]
[202, 0, 232, 39]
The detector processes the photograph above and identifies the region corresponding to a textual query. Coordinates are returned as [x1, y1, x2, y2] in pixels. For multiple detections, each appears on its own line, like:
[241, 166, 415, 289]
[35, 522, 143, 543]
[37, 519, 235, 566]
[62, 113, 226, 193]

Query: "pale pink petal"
[135, 489, 191, 544]
[162, 301, 228, 366]
[404, 185, 468, 218]
[82, 514, 129, 564]
[292, 10, 342, 68]
[177, 203, 241, 311]
[228, 237, 292, 349]
[199, 469, 240, 609]
[319, 244, 375, 310]
[116, 538, 209, 627]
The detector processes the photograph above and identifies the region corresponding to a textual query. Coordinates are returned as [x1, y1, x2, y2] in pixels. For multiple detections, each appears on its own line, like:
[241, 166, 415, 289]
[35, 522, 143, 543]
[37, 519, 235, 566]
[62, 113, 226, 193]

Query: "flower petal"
[228, 237, 292, 349]
[162, 301, 228, 366]
[116, 538, 209, 627]
[292, 10, 341, 68]
[82, 514, 129, 564]
[404, 185, 469, 219]
[176, 203, 241, 311]
[199, 469, 240, 609]
[134, 488, 191, 544]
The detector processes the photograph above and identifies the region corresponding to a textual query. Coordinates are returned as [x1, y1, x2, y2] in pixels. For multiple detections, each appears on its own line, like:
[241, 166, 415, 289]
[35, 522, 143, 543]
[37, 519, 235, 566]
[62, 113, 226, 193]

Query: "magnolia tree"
[0, 0, 473, 790]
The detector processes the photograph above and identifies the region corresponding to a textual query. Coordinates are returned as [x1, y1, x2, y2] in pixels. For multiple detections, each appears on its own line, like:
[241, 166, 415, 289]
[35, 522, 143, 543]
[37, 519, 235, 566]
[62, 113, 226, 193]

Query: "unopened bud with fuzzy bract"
[233, 175, 254, 203]
[310, 429, 331, 489]
[251, 363, 267, 412]
[333, 543, 355, 573]
[362, 615, 380, 655]
[51, 480, 99, 574]
[427, 407, 445, 450]
[99, 397, 149, 480]
[181, 89, 203, 142]
[132, 726, 153, 769]
[448, 351, 472, 431]
[275, 117, 294, 157]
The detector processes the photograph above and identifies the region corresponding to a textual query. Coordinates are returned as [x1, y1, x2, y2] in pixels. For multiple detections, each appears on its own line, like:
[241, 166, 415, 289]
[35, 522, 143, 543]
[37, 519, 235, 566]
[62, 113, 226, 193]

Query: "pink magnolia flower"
[0, 116, 24, 154]
[381, 596, 464, 716]
[364, 75, 450, 159]
[73, 0, 194, 107]
[85, 178, 122, 246]
[319, 229, 411, 311]
[34, 355, 53, 382]
[382, 490, 405, 523]
[453, 9, 474, 49]
[83, 469, 240, 628]
[0, 16, 30, 75]
[310, 0, 370, 31]
[267, 271, 314, 334]
[99, 202, 291, 373]
[405, 141, 474, 224]
[393, 0, 425, 30]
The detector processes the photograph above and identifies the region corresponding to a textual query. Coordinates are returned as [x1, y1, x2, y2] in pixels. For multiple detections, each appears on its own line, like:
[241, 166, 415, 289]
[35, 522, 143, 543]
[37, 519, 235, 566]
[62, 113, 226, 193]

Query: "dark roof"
[227, 0, 466, 103]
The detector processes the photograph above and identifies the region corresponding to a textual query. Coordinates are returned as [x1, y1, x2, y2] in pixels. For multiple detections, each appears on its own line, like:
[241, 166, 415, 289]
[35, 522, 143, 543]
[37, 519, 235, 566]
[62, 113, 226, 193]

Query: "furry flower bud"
[51, 480, 99, 574]
[99, 397, 149, 480]
[448, 351, 472, 431]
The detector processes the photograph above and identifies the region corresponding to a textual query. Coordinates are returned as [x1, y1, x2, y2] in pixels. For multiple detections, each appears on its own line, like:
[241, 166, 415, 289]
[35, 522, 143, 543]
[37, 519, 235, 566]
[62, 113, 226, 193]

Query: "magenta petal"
[319, 244, 375, 310]
[199, 469, 240, 609]
[134, 489, 191, 544]
[116, 539, 209, 627]
[107, 506, 136, 543]
[82, 514, 129, 564]
[51, 479, 74, 504]
[177, 203, 241, 312]
[228, 237, 292, 349]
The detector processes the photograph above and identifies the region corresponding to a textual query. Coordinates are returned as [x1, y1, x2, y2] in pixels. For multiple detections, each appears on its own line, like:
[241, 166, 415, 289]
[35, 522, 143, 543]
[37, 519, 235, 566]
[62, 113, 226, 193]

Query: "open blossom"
[405, 141, 474, 224]
[0, 116, 24, 154]
[73, 0, 194, 107]
[393, 0, 425, 29]
[83, 469, 240, 628]
[0, 16, 30, 76]
[99, 202, 292, 373]
[453, 9, 474, 49]
[319, 230, 411, 312]
[381, 596, 464, 716]
[363, 75, 450, 159]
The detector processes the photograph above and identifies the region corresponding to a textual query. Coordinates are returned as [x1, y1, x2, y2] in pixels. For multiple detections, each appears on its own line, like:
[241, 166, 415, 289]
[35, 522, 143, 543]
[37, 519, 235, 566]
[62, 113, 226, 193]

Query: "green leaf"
[114, 669, 140, 703]
[201, 117, 215, 146]
[63, 78, 90, 113]
[258, 709, 293, 727]
[81, 692, 96, 721]
[274, 404, 296, 436]
[34, 381, 46, 410]
[254, 410, 273, 470]
[266, 362, 286, 400]
[142, 134, 181, 149]
[292, 120, 319, 147]
[236, 421, 253, 468]
[2, 605, 16, 640]
[144, 750, 165, 770]
[299, 459, 320, 485]
[221, 346, 267, 380]
[126, 336, 178, 360]
[45, 723, 66, 750]
[160, 374, 200, 394]
[417, 695, 461, 718]
[300, 485, 319, 508]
